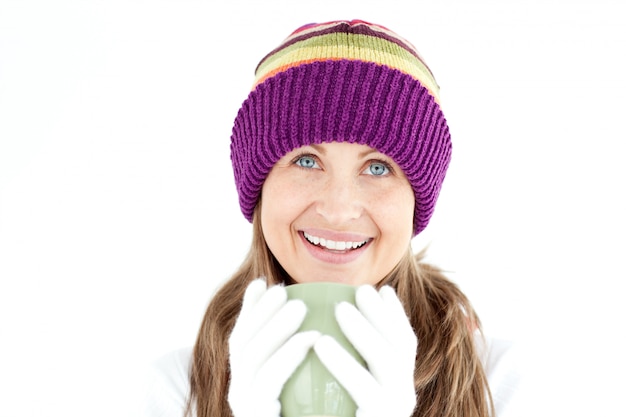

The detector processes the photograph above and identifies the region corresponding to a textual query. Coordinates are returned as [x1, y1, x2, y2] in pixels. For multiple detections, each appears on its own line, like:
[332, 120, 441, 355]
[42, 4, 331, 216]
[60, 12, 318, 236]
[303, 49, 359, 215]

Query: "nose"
[315, 175, 363, 225]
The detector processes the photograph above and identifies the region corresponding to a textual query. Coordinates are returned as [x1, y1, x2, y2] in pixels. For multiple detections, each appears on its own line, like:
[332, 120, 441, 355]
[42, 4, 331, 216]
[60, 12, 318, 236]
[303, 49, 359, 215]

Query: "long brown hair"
[186, 205, 494, 417]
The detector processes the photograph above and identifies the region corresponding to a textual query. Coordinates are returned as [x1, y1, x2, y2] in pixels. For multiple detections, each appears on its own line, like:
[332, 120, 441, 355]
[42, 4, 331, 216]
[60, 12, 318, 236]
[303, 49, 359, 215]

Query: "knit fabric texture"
[230, 19, 451, 235]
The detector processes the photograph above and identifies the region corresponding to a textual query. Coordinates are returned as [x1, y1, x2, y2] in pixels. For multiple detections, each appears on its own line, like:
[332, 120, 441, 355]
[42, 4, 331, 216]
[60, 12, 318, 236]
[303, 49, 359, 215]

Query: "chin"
[291, 273, 369, 286]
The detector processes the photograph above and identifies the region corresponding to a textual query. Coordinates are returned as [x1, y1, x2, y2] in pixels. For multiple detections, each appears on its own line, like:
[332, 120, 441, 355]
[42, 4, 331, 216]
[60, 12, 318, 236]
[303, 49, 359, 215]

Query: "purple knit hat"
[230, 20, 451, 235]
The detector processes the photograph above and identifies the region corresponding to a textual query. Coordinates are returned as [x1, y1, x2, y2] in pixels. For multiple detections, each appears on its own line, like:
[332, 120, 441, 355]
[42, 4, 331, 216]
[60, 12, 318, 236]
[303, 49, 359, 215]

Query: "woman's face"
[261, 141, 414, 286]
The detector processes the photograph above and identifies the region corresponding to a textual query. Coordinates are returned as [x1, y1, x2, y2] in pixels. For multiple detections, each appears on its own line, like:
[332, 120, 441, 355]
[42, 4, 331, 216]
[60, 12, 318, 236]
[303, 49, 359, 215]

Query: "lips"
[302, 232, 369, 251]
[299, 230, 371, 264]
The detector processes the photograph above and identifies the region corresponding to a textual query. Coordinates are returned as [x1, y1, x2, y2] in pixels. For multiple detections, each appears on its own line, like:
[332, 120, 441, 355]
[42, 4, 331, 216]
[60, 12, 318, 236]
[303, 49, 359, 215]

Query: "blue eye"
[366, 162, 390, 176]
[295, 155, 319, 169]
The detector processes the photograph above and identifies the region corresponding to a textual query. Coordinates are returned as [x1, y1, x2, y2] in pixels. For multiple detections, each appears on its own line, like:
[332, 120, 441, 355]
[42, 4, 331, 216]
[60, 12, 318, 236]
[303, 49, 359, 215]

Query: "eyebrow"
[358, 148, 378, 158]
[309, 143, 379, 158]
[309, 144, 327, 154]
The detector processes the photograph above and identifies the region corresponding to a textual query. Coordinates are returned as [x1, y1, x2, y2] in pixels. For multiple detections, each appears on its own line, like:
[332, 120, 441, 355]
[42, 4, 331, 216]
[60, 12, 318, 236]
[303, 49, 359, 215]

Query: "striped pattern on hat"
[230, 20, 451, 235]
[253, 20, 440, 102]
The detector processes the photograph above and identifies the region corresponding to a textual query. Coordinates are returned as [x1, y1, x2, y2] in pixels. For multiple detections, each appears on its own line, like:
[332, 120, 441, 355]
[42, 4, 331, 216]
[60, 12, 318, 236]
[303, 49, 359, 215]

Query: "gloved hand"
[227, 278, 320, 417]
[313, 285, 418, 417]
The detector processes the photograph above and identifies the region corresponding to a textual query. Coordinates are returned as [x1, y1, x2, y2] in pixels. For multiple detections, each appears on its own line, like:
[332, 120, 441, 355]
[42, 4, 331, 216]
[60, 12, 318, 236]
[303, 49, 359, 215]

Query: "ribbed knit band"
[230, 20, 451, 235]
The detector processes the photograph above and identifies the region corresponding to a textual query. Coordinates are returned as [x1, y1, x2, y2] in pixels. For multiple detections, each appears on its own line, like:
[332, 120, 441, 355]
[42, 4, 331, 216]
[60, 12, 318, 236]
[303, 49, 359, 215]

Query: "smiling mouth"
[302, 232, 370, 251]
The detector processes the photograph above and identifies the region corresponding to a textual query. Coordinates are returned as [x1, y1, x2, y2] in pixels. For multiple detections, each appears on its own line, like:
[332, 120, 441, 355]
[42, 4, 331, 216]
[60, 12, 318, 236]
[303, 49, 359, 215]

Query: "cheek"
[371, 185, 415, 234]
[260, 180, 286, 234]
[400, 190, 415, 225]
[260, 173, 313, 245]
[262, 178, 304, 222]
[375, 187, 414, 277]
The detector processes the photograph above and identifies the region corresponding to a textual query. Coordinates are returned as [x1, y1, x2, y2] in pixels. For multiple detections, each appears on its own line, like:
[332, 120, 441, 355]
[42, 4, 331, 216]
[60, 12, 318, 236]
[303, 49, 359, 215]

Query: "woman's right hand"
[227, 278, 320, 417]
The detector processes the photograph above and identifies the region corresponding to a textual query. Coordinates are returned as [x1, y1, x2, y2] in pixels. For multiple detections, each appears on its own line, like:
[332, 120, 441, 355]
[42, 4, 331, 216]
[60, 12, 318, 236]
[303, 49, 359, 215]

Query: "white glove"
[313, 285, 418, 417]
[227, 278, 320, 417]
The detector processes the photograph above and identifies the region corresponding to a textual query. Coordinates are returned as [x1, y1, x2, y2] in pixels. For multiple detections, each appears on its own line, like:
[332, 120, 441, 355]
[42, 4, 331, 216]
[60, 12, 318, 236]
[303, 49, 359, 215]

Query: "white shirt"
[143, 335, 524, 417]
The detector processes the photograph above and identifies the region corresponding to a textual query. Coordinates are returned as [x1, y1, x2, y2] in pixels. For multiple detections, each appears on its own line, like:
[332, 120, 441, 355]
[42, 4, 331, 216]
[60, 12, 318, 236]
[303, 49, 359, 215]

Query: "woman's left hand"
[313, 285, 418, 417]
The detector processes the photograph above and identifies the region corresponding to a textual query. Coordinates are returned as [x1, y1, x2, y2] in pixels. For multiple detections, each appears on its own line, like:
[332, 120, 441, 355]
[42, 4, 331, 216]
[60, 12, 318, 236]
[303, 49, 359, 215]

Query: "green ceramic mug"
[280, 282, 366, 417]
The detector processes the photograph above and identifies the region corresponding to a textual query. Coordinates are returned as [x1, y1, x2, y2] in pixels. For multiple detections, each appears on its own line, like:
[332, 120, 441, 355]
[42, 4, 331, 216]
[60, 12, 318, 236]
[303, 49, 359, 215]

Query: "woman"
[145, 19, 521, 417]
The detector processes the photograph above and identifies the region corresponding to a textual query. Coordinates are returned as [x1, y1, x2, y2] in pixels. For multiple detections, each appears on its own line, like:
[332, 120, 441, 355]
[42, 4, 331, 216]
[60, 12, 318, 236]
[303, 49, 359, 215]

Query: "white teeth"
[303, 232, 367, 250]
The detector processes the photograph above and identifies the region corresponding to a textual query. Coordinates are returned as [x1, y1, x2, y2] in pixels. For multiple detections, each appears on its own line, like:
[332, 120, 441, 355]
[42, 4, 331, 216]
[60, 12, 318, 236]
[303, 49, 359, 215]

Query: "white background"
[1, 0, 624, 416]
